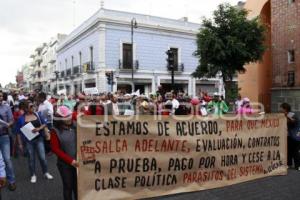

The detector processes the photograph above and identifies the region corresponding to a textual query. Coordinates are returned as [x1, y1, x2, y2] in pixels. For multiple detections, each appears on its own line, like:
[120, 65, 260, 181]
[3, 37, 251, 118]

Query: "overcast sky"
[0, 0, 240, 86]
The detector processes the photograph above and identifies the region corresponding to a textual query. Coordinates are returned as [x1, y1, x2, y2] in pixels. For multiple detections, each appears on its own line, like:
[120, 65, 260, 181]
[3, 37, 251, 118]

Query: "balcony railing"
[82, 62, 95, 73]
[34, 67, 42, 72]
[119, 59, 139, 70]
[60, 71, 65, 78]
[48, 58, 56, 64]
[73, 66, 80, 75]
[66, 68, 72, 76]
[34, 55, 42, 63]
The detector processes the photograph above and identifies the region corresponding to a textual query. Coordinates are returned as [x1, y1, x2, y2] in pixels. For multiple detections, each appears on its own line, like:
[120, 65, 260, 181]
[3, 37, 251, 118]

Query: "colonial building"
[238, 0, 300, 112]
[56, 8, 223, 96]
[238, 0, 272, 112]
[15, 71, 24, 88]
[271, 0, 300, 112]
[21, 64, 32, 91]
[28, 34, 66, 92]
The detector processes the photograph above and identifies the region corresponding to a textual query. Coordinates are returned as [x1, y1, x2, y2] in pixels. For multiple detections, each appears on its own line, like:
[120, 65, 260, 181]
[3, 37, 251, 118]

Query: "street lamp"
[54, 70, 60, 95]
[131, 18, 138, 93]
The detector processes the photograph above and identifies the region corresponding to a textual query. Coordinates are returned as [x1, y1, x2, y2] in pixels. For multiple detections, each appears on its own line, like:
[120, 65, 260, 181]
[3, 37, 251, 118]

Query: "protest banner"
[77, 114, 287, 200]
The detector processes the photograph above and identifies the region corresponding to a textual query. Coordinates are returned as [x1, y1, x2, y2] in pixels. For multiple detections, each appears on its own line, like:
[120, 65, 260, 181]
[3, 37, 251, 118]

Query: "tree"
[193, 3, 266, 101]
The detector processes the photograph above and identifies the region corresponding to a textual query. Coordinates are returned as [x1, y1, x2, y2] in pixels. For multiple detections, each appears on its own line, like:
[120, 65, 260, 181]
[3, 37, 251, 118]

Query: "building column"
[151, 77, 155, 94]
[98, 24, 106, 69]
[113, 75, 118, 93]
[81, 74, 85, 92]
[188, 77, 192, 96]
[70, 80, 75, 95]
[192, 78, 196, 97]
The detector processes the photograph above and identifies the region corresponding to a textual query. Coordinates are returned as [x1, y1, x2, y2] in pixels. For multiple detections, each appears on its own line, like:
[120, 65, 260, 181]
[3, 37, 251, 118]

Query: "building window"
[288, 50, 295, 63]
[79, 52, 82, 72]
[288, 0, 295, 4]
[122, 43, 133, 69]
[79, 52, 82, 66]
[90, 46, 93, 64]
[71, 56, 74, 68]
[170, 48, 179, 70]
[65, 59, 67, 69]
[287, 71, 295, 86]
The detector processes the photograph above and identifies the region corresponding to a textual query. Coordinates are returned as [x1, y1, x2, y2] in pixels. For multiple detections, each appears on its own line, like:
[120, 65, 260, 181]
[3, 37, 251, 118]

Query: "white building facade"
[56, 9, 223, 96]
[27, 34, 66, 93]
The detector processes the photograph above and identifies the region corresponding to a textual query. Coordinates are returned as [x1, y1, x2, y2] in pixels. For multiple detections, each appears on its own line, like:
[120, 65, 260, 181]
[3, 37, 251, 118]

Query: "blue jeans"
[0, 135, 15, 184]
[26, 137, 48, 176]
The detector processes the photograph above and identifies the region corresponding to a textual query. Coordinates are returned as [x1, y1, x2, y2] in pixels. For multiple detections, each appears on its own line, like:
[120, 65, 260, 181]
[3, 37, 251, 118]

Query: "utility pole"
[131, 18, 138, 93]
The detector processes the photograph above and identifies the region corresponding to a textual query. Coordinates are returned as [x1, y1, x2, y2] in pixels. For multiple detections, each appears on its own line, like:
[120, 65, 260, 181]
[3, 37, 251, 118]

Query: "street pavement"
[2, 155, 300, 200]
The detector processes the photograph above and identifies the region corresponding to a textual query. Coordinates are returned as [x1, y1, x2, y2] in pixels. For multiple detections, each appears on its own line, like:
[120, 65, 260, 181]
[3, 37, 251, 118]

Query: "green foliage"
[193, 3, 266, 81]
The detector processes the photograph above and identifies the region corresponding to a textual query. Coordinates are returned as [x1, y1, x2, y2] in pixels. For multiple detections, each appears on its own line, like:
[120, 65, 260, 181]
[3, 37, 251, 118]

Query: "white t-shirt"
[172, 98, 180, 114]
[235, 100, 243, 110]
[38, 100, 54, 124]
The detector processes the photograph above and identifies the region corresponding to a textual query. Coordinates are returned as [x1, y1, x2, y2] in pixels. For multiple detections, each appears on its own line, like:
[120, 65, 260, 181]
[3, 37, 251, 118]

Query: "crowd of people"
[0, 87, 299, 200]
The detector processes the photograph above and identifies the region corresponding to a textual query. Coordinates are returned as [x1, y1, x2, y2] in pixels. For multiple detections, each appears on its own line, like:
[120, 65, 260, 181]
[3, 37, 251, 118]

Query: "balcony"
[30, 61, 35, 67]
[119, 59, 139, 71]
[73, 66, 80, 75]
[41, 61, 47, 68]
[60, 71, 65, 78]
[48, 57, 56, 64]
[82, 62, 95, 73]
[34, 67, 42, 72]
[66, 68, 72, 76]
[34, 55, 42, 63]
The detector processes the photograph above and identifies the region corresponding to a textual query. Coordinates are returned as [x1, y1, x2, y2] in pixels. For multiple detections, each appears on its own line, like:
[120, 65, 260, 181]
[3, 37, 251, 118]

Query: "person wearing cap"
[51, 106, 78, 200]
[16, 100, 53, 183]
[207, 93, 228, 116]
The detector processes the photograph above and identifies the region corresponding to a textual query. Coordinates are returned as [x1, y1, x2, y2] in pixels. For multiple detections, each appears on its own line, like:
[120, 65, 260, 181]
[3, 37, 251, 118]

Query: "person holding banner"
[16, 101, 54, 183]
[280, 103, 300, 170]
[51, 106, 78, 200]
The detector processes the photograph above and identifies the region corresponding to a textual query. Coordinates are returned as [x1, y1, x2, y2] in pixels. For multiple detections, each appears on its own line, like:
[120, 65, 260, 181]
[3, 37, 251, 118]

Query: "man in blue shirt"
[0, 91, 16, 191]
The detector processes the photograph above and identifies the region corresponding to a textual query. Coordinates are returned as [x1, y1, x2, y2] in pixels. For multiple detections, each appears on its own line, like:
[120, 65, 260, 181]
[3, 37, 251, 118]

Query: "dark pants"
[57, 164, 77, 200]
[288, 137, 300, 168]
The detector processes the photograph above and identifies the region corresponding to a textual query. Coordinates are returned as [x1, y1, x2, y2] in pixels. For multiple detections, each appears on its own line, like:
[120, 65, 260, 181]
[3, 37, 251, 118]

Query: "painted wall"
[105, 25, 198, 72]
[238, 0, 272, 112]
[56, 29, 100, 71]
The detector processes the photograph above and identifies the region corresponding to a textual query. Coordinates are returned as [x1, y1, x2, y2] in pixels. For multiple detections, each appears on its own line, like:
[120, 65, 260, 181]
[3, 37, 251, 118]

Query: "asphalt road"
[2, 155, 300, 200]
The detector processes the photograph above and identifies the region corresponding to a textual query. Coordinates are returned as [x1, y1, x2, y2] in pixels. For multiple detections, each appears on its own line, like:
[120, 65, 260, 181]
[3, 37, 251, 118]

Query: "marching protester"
[16, 100, 53, 183]
[280, 103, 300, 171]
[37, 92, 53, 154]
[0, 151, 6, 199]
[207, 93, 228, 116]
[235, 94, 243, 113]
[0, 91, 16, 191]
[237, 97, 253, 115]
[51, 106, 78, 200]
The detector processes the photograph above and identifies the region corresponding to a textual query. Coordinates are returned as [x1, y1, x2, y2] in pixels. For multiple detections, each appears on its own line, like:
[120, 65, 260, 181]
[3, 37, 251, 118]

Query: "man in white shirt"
[18, 90, 26, 101]
[38, 92, 54, 129]
[171, 94, 180, 115]
[235, 94, 243, 113]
